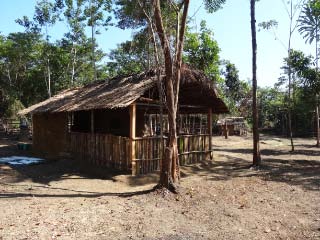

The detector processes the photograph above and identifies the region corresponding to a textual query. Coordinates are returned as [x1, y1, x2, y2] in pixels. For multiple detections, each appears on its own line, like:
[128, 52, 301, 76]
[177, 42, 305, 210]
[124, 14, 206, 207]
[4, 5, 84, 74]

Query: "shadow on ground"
[182, 146, 320, 191]
[0, 136, 159, 198]
[0, 182, 155, 199]
[1, 135, 319, 199]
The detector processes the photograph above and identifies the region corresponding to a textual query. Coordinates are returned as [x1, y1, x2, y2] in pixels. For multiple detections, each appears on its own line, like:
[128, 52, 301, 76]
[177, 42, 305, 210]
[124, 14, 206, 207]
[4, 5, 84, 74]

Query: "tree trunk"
[137, 0, 166, 169]
[287, 0, 295, 152]
[47, 58, 51, 98]
[250, 0, 261, 166]
[316, 24, 319, 147]
[316, 100, 320, 147]
[153, 0, 189, 191]
[91, 24, 97, 81]
[71, 44, 77, 86]
[90, 0, 97, 82]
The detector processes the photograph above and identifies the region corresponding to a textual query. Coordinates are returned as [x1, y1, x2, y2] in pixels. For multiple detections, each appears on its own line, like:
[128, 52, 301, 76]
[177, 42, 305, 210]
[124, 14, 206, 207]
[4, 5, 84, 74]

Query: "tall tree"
[153, 0, 190, 191]
[113, 0, 226, 191]
[259, 0, 305, 151]
[285, 49, 320, 136]
[33, 0, 61, 97]
[298, 0, 320, 147]
[58, 0, 87, 85]
[251, 0, 261, 166]
[84, 0, 112, 81]
[222, 61, 253, 117]
[17, 0, 61, 98]
[0, 32, 52, 107]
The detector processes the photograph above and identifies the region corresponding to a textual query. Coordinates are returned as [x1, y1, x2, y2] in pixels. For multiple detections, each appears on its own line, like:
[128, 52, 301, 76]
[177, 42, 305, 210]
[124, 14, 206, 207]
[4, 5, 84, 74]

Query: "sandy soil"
[0, 134, 319, 240]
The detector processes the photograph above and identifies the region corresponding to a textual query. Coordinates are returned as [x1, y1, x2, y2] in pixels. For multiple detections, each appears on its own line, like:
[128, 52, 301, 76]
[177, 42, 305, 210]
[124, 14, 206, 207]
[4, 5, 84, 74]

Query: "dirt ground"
[0, 134, 319, 240]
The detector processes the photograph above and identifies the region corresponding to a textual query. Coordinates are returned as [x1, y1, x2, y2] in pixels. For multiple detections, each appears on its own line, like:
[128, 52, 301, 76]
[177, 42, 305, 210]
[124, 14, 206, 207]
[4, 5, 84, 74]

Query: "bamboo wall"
[33, 113, 69, 157]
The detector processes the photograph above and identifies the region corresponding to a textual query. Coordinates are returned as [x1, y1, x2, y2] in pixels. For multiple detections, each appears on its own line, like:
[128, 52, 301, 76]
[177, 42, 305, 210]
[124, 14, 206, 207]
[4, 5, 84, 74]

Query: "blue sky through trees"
[0, 0, 314, 87]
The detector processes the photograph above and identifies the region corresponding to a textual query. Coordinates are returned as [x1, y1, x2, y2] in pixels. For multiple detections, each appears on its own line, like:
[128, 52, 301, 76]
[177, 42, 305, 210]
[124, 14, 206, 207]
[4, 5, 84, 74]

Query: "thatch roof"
[19, 65, 228, 115]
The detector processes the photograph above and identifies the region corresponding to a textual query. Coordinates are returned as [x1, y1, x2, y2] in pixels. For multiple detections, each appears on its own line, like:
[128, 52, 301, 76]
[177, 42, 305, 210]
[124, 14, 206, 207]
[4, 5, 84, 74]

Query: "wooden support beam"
[90, 110, 94, 134]
[208, 108, 213, 160]
[130, 104, 137, 175]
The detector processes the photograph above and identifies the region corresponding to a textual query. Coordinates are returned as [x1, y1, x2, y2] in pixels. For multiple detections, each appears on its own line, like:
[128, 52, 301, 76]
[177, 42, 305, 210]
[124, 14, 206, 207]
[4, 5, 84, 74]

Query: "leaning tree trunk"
[250, 0, 261, 166]
[154, 0, 189, 191]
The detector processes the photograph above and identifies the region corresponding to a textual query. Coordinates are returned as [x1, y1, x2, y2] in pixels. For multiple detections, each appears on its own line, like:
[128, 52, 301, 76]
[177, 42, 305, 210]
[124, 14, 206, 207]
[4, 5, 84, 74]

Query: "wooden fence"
[178, 134, 211, 165]
[70, 132, 131, 171]
[133, 134, 211, 175]
[133, 136, 165, 175]
[69, 132, 212, 175]
[1, 118, 20, 135]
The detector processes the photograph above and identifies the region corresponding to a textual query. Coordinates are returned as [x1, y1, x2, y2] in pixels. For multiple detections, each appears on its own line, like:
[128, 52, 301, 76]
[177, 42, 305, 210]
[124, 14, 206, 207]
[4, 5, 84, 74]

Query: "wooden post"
[208, 108, 213, 160]
[90, 110, 95, 164]
[224, 120, 228, 139]
[90, 110, 94, 134]
[130, 104, 136, 175]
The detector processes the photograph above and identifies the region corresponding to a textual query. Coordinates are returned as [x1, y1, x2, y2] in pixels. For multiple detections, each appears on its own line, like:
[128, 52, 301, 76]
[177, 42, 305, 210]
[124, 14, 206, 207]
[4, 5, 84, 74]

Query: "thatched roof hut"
[20, 66, 228, 175]
[20, 66, 228, 115]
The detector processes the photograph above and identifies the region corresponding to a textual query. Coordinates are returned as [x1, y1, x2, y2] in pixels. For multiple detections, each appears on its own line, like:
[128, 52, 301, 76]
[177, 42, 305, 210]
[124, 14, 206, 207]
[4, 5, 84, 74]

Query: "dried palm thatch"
[19, 65, 228, 115]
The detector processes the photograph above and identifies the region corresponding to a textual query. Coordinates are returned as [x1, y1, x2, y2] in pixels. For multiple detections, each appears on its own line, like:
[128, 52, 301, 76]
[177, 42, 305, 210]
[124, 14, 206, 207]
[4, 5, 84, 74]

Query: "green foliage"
[4, 99, 25, 119]
[61, 0, 87, 43]
[224, 61, 241, 101]
[258, 87, 285, 129]
[114, 0, 149, 30]
[258, 20, 278, 30]
[275, 49, 320, 136]
[83, 0, 112, 31]
[285, 49, 320, 95]
[256, 86, 314, 137]
[106, 33, 150, 77]
[298, 0, 320, 44]
[184, 21, 220, 82]
[204, 0, 226, 13]
[0, 32, 46, 103]
[220, 61, 252, 120]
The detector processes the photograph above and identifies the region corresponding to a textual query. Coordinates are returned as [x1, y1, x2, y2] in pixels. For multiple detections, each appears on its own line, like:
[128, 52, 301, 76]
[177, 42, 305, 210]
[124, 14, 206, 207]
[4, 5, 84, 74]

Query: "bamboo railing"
[69, 132, 212, 175]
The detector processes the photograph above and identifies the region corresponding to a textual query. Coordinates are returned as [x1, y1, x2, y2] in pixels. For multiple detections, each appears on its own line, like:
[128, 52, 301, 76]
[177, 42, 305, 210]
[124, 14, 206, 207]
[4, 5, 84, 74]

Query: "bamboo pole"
[208, 108, 213, 160]
[130, 104, 137, 175]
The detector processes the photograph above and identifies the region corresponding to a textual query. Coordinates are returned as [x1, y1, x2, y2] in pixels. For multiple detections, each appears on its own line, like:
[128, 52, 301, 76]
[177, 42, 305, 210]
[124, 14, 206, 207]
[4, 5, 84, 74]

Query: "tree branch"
[174, 0, 189, 109]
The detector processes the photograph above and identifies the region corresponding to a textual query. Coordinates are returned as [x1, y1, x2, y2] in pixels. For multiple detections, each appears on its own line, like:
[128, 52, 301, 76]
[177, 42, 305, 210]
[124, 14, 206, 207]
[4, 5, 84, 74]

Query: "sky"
[0, 0, 315, 87]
